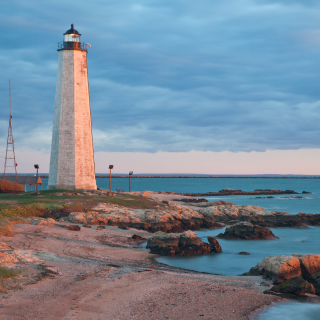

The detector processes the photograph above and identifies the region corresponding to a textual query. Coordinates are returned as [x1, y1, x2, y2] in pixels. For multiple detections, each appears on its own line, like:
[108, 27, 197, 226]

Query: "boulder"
[146, 231, 212, 256]
[313, 279, 320, 295]
[271, 276, 315, 295]
[216, 222, 278, 240]
[244, 255, 302, 283]
[207, 236, 222, 253]
[132, 234, 144, 240]
[244, 254, 320, 286]
[299, 254, 320, 280]
[140, 191, 150, 197]
[68, 225, 81, 231]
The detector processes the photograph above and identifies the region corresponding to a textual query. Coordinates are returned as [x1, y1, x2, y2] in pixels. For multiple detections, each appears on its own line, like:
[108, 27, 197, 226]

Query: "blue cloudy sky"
[1, 0, 320, 173]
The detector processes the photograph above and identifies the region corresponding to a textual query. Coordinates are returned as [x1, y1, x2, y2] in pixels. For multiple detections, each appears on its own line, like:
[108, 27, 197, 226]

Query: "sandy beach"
[0, 192, 281, 320]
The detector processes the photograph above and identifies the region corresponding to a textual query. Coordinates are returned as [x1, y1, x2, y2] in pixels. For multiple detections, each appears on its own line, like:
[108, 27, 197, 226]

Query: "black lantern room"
[64, 24, 81, 42]
[58, 24, 87, 52]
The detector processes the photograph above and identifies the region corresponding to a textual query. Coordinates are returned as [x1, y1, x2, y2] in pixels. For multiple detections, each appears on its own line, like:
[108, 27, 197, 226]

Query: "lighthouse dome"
[64, 24, 81, 42]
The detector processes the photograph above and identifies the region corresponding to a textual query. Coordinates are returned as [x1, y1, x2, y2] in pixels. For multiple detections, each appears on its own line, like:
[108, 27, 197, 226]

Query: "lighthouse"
[48, 24, 97, 190]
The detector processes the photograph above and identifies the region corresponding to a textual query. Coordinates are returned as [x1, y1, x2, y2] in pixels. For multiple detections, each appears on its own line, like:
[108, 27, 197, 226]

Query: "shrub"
[0, 203, 59, 218]
[0, 179, 24, 193]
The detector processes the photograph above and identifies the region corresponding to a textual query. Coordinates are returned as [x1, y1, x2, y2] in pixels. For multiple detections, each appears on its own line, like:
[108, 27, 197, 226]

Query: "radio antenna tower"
[3, 80, 18, 182]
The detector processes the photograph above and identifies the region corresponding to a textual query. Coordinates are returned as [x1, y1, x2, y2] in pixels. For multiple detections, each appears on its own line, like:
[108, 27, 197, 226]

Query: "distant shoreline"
[37, 175, 320, 179]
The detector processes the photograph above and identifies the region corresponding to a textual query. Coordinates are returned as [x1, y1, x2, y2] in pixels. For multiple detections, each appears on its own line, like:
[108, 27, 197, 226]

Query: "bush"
[0, 179, 24, 193]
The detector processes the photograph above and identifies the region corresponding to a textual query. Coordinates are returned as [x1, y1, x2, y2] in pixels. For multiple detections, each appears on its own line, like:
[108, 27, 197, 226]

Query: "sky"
[1, 0, 320, 174]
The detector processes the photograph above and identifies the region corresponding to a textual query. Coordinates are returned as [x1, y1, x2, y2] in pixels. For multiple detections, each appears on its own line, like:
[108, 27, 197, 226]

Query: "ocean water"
[156, 226, 320, 275]
[255, 302, 320, 320]
[39, 177, 319, 194]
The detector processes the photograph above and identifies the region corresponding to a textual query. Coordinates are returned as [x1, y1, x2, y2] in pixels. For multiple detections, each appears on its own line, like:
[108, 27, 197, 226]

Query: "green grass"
[0, 266, 19, 280]
[0, 190, 159, 221]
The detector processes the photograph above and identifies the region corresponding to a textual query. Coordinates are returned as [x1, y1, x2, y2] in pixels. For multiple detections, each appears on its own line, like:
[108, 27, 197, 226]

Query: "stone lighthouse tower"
[48, 24, 97, 190]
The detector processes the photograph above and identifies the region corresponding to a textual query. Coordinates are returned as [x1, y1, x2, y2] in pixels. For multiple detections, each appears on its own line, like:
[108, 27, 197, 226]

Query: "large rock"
[300, 254, 320, 280]
[244, 255, 302, 283]
[271, 276, 315, 295]
[244, 254, 320, 287]
[216, 222, 278, 240]
[207, 236, 222, 253]
[313, 279, 320, 295]
[146, 231, 212, 256]
[199, 204, 273, 221]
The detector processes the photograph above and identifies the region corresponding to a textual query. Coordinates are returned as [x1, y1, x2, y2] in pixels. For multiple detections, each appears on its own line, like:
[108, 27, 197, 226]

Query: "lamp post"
[129, 171, 133, 192]
[109, 165, 113, 191]
[34, 164, 39, 194]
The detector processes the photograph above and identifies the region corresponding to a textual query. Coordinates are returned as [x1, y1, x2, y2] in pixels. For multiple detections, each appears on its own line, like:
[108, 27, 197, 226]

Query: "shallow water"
[255, 301, 320, 320]
[156, 226, 320, 275]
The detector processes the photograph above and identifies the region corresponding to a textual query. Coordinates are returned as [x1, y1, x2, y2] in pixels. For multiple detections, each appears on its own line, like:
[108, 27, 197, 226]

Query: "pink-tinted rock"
[207, 236, 222, 253]
[216, 222, 278, 240]
[146, 231, 211, 256]
[244, 255, 302, 284]
[300, 254, 320, 280]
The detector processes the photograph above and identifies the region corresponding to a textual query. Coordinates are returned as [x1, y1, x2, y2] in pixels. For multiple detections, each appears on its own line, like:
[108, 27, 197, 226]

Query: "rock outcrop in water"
[207, 236, 222, 253]
[244, 254, 320, 296]
[146, 231, 212, 256]
[216, 222, 278, 240]
[244, 255, 302, 283]
[270, 276, 316, 295]
[197, 203, 320, 228]
[157, 189, 298, 197]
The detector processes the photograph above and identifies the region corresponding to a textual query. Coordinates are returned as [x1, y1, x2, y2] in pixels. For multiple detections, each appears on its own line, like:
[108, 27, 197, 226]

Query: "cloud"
[1, 0, 320, 156]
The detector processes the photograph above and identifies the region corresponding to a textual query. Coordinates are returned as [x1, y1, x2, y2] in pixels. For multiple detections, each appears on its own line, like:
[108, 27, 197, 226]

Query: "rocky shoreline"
[64, 195, 320, 233]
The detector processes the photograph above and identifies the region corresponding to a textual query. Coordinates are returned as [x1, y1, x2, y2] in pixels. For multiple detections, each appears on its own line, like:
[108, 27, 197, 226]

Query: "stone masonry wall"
[74, 50, 96, 189]
[48, 49, 96, 190]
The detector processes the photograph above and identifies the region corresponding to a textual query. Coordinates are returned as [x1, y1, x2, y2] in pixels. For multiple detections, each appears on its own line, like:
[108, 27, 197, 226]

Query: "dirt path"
[0, 223, 279, 320]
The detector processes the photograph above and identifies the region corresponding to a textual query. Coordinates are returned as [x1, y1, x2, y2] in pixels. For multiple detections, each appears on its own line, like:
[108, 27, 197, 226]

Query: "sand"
[0, 217, 280, 320]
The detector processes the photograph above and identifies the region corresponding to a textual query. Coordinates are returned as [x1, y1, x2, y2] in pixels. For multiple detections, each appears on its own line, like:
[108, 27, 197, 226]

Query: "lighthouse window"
[64, 34, 80, 42]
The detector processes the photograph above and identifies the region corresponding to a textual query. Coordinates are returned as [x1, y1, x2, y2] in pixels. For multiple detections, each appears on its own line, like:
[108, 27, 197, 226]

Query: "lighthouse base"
[47, 183, 97, 191]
